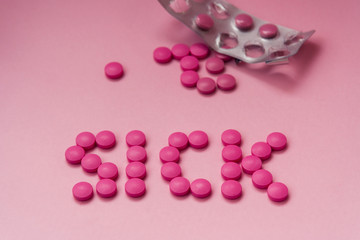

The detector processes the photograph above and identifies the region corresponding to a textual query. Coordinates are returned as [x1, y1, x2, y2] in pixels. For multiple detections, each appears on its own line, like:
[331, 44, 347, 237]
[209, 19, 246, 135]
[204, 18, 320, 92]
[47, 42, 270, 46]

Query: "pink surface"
[1, 0, 360, 239]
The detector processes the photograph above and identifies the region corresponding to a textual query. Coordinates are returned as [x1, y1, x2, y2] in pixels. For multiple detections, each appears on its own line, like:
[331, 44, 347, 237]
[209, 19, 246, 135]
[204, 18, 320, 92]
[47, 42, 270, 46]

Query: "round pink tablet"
[76, 132, 96, 150]
[188, 130, 208, 149]
[72, 182, 93, 201]
[259, 23, 278, 39]
[221, 180, 242, 200]
[241, 155, 262, 174]
[252, 169, 273, 189]
[222, 145, 242, 162]
[81, 153, 102, 173]
[169, 177, 190, 196]
[125, 178, 146, 198]
[97, 162, 118, 180]
[153, 47, 172, 63]
[171, 43, 190, 60]
[267, 182, 288, 202]
[235, 14, 253, 30]
[217, 74, 236, 91]
[221, 162, 242, 180]
[266, 132, 287, 150]
[168, 132, 189, 150]
[104, 62, 124, 79]
[159, 146, 180, 163]
[96, 179, 117, 198]
[95, 130, 116, 149]
[180, 55, 199, 71]
[126, 130, 146, 147]
[191, 178, 211, 198]
[197, 77, 216, 95]
[161, 162, 182, 181]
[126, 162, 146, 179]
[251, 142, 272, 160]
[195, 14, 214, 30]
[221, 129, 241, 146]
[65, 145, 85, 164]
[215, 52, 233, 62]
[190, 43, 209, 59]
[206, 57, 225, 74]
[180, 70, 199, 87]
[127, 146, 147, 163]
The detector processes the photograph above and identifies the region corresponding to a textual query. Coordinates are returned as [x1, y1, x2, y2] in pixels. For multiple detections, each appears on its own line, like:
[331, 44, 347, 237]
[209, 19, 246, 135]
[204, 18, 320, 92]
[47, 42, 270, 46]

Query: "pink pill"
[180, 70, 199, 87]
[81, 154, 102, 173]
[96, 179, 117, 198]
[221, 162, 242, 180]
[251, 142, 272, 160]
[206, 57, 225, 74]
[126, 130, 146, 147]
[252, 169, 273, 189]
[222, 145, 242, 162]
[190, 178, 211, 198]
[161, 162, 182, 181]
[180, 55, 199, 71]
[190, 43, 209, 59]
[65, 145, 85, 164]
[169, 177, 190, 196]
[159, 146, 180, 163]
[197, 77, 216, 95]
[125, 178, 146, 198]
[153, 47, 172, 63]
[266, 132, 287, 150]
[126, 162, 146, 179]
[127, 146, 147, 163]
[215, 52, 233, 62]
[235, 14, 253, 30]
[221, 180, 242, 200]
[188, 130, 208, 149]
[97, 162, 118, 180]
[171, 43, 190, 60]
[95, 130, 116, 149]
[104, 62, 124, 79]
[72, 182, 93, 201]
[195, 14, 214, 30]
[259, 23, 278, 39]
[76, 132, 96, 150]
[168, 132, 189, 150]
[241, 155, 262, 174]
[221, 129, 241, 146]
[217, 74, 236, 91]
[267, 182, 288, 202]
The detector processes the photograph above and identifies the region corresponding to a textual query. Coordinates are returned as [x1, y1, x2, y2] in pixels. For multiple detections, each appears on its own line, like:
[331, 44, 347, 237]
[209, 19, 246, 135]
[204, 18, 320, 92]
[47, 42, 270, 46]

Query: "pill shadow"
[74, 197, 94, 205]
[98, 192, 118, 202]
[270, 194, 290, 206]
[126, 192, 147, 201]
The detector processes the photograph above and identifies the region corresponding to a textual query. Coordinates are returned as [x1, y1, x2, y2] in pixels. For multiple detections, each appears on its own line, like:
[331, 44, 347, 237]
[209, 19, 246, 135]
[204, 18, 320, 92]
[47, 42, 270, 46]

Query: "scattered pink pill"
[127, 146, 147, 163]
[222, 145, 242, 162]
[76, 132, 96, 150]
[180, 70, 199, 87]
[96, 179, 117, 198]
[215, 52, 233, 62]
[125, 178, 146, 198]
[190, 178, 211, 198]
[206, 57, 225, 74]
[65, 145, 85, 164]
[267, 182, 288, 202]
[221, 129, 241, 146]
[161, 162, 182, 181]
[104, 62, 124, 79]
[217, 74, 237, 91]
[81, 154, 102, 173]
[153, 47, 172, 63]
[197, 77, 216, 95]
[180, 55, 199, 71]
[188, 130, 208, 149]
[171, 43, 190, 60]
[169, 177, 190, 196]
[241, 155, 262, 174]
[266, 132, 287, 150]
[252, 169, 273, 189]
[190, 43, 209, 59]
[259, 23, 278, 39]
[251, 142, 272, 160]
[126, 130, 146, 147]
[195, 14, 214, 30]
[221, 162, 242, 180]
[72, 182, 93, 201]
[168, 132, 189, 150]
[95, 130, 116, 149]
[235, 14, 253, 30]
[126, 162, 146, 179]
[221, 180, 242, 200]
[97, 162, 118, 180]
[159, 146, 180, 163]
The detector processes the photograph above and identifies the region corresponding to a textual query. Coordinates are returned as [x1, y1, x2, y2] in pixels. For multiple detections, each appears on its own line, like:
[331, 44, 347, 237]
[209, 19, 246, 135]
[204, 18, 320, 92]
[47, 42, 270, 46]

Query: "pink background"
[1, 0, 359, 239]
